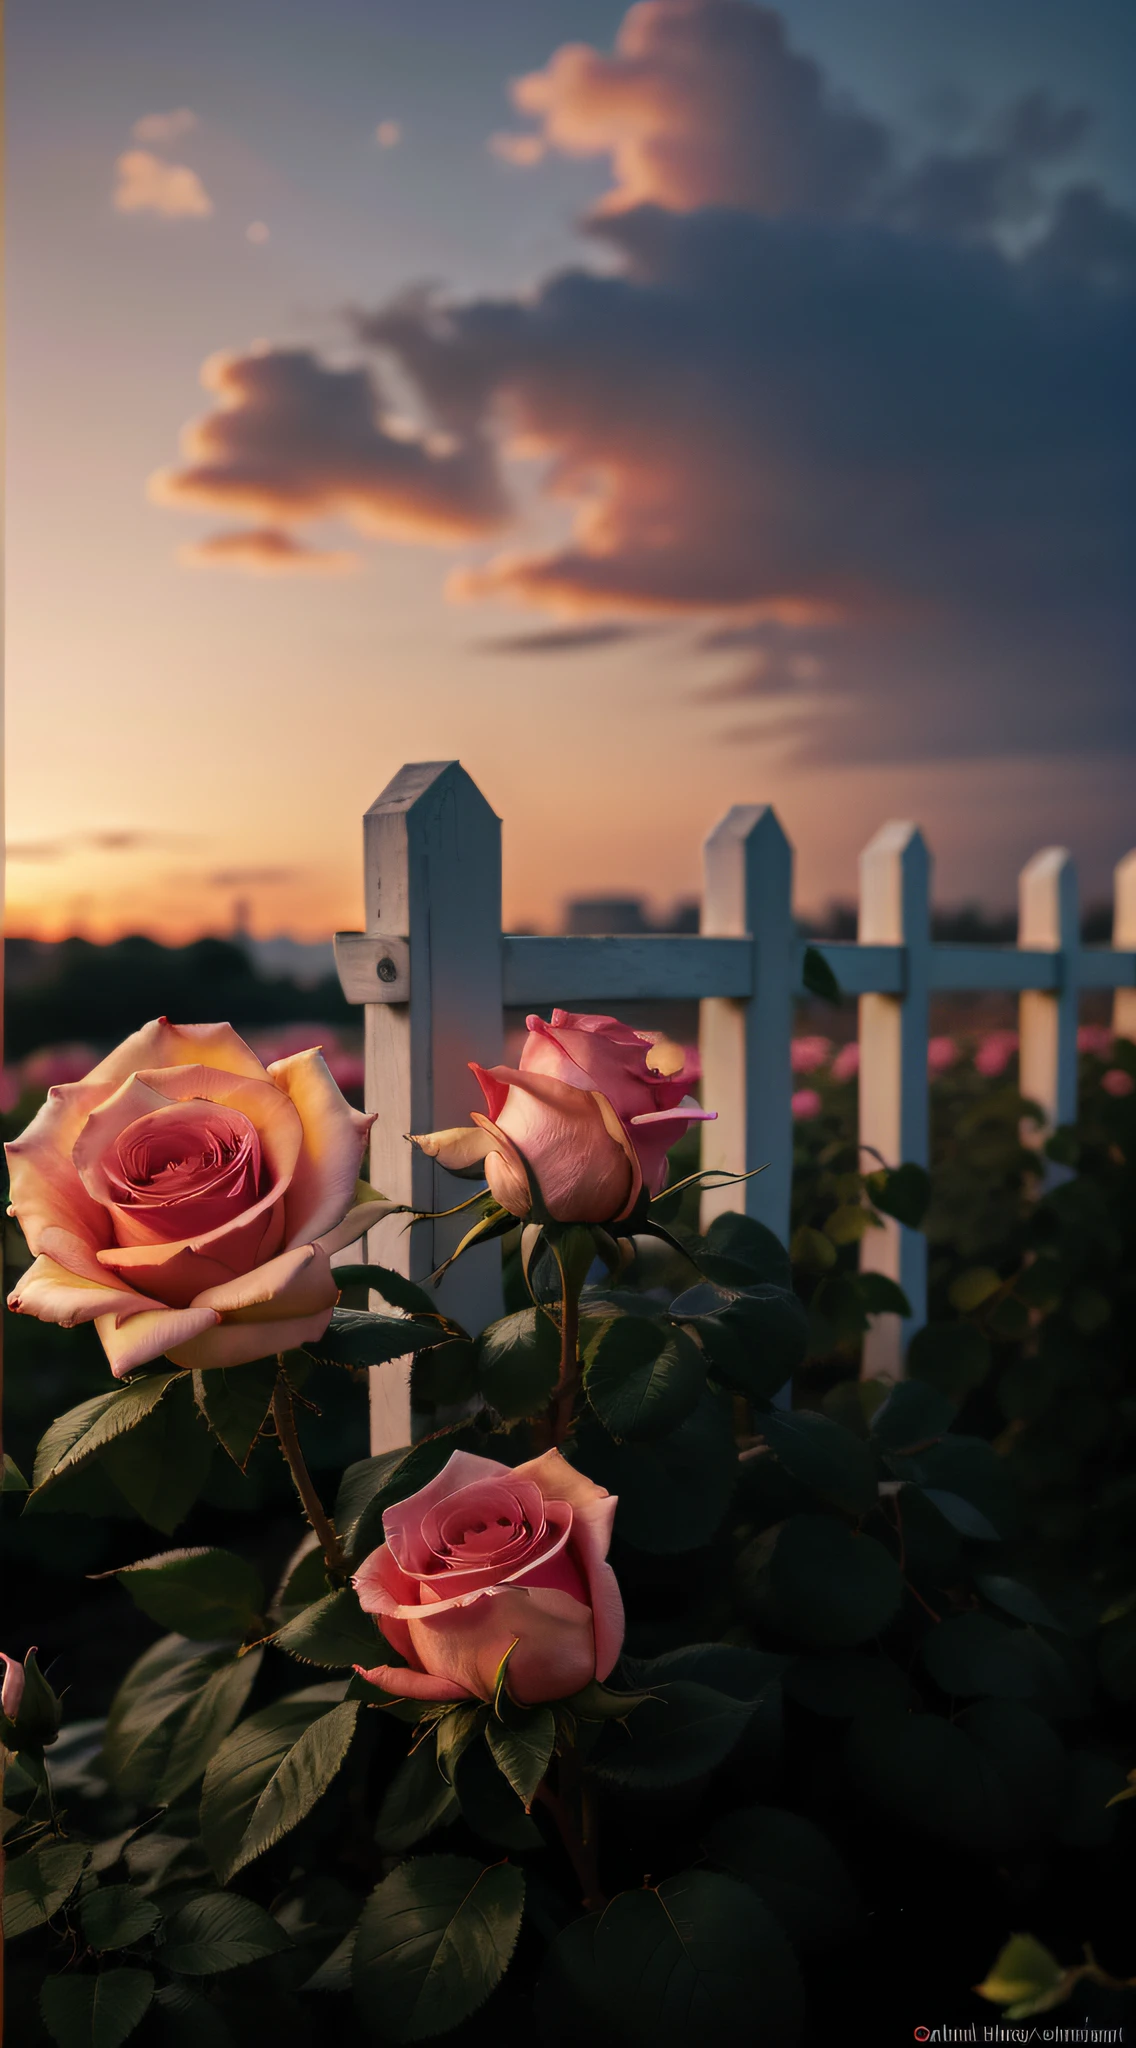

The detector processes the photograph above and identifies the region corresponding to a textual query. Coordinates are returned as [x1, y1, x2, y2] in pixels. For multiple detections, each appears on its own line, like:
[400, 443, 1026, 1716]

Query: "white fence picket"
[334, 759, 1135, 1447]
[856, 824, 931, 1380]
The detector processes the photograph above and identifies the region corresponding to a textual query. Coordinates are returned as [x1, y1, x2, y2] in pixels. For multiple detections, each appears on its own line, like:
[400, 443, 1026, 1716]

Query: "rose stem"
[535, 1749, 605, 1912]
[550, 1258, 582, 1447]
[270, 1363, 348, 1578]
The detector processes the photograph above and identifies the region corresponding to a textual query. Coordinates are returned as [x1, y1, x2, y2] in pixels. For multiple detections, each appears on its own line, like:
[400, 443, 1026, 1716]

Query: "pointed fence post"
[360, 762, 504, 1453]
[858, 822, 930, 1381]
[1018, 848, 1078, 1174]
[1113, 851, 1136, 1045]
[699, 805, 794, 1249]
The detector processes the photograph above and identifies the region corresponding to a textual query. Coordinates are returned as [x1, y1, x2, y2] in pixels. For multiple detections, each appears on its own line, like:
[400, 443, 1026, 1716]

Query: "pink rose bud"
[413, 1010, 715, 1225]
[927, 1036, 958, 1074]
[353, 1448, 625, 1707]
[4, 1019, 392, 1379]
[1, 1651, 25, 1723]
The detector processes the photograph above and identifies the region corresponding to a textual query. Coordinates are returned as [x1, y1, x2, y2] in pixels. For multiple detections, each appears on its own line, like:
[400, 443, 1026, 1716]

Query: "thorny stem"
[271, 1363, 348, 1578]
[550, 1262, 582, 1448]
[535, 1748, 606, 1912]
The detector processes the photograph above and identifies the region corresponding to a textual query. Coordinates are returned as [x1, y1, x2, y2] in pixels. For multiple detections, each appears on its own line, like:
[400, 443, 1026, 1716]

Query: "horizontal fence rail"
[336, 761, 1136, 1449]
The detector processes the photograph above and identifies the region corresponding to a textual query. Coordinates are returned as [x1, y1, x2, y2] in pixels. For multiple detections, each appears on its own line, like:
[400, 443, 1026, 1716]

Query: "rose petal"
[6, 1082, 118, 1271]
[95, 1304, 221, 1379]
[380, 1450, 514, 1576]
[408, 1583, 597, 1705]
[512, 1447, 624, 1679]
[191, 1241, 338, 1322]
[353, 1543, 422, 1665]
[266, 1049, 375, 1249]
[96, 1211, 285, 1309]
[353, 1662, 475, 1703]
[410, 1125, 495, 1175]
[7, 1255, 170, 1328]
[163, 1304, 335, 1373]
[83, 1018, 270, 1090]
[472, 1070, 636, 1223]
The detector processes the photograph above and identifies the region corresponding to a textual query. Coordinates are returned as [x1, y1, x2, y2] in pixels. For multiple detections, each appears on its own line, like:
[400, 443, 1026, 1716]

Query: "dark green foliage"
[351, 1856, 525, 2042]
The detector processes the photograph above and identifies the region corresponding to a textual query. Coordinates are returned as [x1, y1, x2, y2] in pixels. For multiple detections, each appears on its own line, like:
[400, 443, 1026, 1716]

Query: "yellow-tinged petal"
[410, 1126, 494, 1176]
[83, 1019, 269, 1089]
[191, 1242, 338, 1322]
[165, 1306, 335, 1373]
[267, 1048, 375, 1248]
[7, 1255, 167, 1327]
[96, 1304, 221, 1379]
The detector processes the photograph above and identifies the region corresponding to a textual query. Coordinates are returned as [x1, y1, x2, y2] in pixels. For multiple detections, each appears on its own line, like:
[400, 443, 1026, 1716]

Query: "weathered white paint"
[335, 764, 1135, 1438]
[359, 762, 504, 1452]
[1018, 849, 1079, 1174]
[857, 823, 931, 1382]
[698, 806, 795, 1251]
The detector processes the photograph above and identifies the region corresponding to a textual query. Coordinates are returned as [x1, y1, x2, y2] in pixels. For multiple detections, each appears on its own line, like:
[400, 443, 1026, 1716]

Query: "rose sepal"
[0, 1651, 63, 1753]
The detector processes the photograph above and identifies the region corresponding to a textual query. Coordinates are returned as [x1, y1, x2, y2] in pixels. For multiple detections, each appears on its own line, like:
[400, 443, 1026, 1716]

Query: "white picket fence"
[334, 760, 1136, 1451]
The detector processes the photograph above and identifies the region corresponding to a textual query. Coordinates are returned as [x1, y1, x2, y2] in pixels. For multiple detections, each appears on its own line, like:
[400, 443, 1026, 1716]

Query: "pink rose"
[830, 1041, 859, 1082]
[791, 1036, 832, 1075]
[353, 1448, 624, 1707]
[791, 1087, 822, 1120]
[413, 1009, 715, 1224]
[1, 1651, 25, 1723]
[927, 1036, 958, 1075]
[1102, 1067, 1135, 1097]
[975, 1030, 1018, 1078]
[6, 1018, 380, 1379]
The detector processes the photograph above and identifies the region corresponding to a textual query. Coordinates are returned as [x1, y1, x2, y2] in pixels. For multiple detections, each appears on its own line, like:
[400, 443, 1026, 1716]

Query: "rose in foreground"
[412, 1008, 715, 1224]
[353, 1447, 624, 1706]
[6, 1018, 382, 1378]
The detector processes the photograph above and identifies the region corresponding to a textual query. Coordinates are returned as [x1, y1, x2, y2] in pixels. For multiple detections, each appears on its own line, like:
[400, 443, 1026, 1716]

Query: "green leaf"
[854, 1272, 912, 1315]
[700, 1213, 793, 1290]
[884, 1433, 1013, 1540]
[847, 1711, 1016, 1854]
[571, 1390, 738, 1553]
[922, 1614, 1036, 1699]
[193, 1359, 278, 1469]
[486, 1708, 555, 1811]
[100, 1375, 214, 1534]
[906, 1320, 992, 1400]
[784, 1652, 910, 1720]
[102, 1635, 261, 1806]
[802, 944, 842, 1004]
[584, 1317, 704, 1441]
[536, 1870, 804, 2048]
[151, 1982, 238, 2046]
[789, 1226, 837, 1272]
[476, 1307, 560, 1422]
[3, 1841, 90, 1938]
[201, 1691, 359, 1882]
[375, 1740, 461, 1852]
[563, 1678, 652, 1721]
[864, 1163, 931, 1228]
[160, 1891, 291, 1974]
[974, 1574, 1069, 1635]
[704, 1806, 859, 1949]
[758, 1409, 878, 1516]
[435, 1704, 487, 1784]
[274, 1587, 381, 1669]
[590, 1681, 758, 1790]
[332, 1264, 444, 1319]
[79, 1886, 161, 1952]
[672, 1284, 807, 1400]
[809, 1276, 869, 1346]
[111, 1548, 264, 1641]
[40, 1969, 154, 2048]
[948, 1266, 1003, 1313]
[306, 1929, 356, 1992]
[959, 1699, 1065, 1839]
[2, 1451, 29, 1492]
[622, 1642, 788, 1699]
[352, 1855, 525, 2044]
[869, 1380, 956, 1452]
[975, 1934, 1067, 2018]
[271, 1533, 330, 1622]
[29, 1371, 179, 1496]
[453, 1737, 542, 1849]
[305, 1306, 449, 1371]
[764, 1515, 902, 1647]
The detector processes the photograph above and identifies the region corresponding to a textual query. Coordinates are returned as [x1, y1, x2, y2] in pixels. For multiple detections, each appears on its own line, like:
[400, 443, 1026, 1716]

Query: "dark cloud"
[471, 622, 651, 653]
[151, 345, 507, 549]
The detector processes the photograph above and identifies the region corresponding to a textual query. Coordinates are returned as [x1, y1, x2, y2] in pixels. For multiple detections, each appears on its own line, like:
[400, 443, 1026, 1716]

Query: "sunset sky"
[9, 0, 1135, 941]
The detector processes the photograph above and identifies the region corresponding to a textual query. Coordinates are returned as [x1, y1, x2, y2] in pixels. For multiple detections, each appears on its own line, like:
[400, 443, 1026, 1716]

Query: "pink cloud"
[180, 527, 359, 574]
[114, 149, 212, 219]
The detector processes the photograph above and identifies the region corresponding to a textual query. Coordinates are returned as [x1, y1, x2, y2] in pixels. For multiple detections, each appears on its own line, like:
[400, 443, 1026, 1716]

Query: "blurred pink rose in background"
[1078, 1024, 1114, 1057]
[0, 1069, 22, 1113]
[975, 1029, 1019, 1077]
[1102, 1067, 1134, 1097]
[927, 1036, 959, 1074]
[791, 1036, 832, 1075]
[791, 1088, 823, 1120]
[830, 1042, 860, 1083]
[21, 1044, 102, 1091]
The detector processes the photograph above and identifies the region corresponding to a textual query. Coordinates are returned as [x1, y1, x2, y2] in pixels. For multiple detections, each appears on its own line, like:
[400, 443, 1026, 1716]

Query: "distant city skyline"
[9, 1, 1135, 942]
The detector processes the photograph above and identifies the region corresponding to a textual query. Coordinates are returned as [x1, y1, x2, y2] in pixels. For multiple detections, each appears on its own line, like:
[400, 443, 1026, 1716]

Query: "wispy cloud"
[7, 830, 192, 864]
[114, 149, 212, 219]
[207, 866, 299, 888]
[489, 133, 547, 167]
[375, 120, 402, 149]
[472, 622, 649, 654]
[180, 527, 359, 574]
[132, 108, 198, 145]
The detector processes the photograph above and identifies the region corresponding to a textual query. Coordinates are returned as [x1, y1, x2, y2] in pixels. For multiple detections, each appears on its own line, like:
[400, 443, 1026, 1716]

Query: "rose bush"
[5, 1017, 382, 1377]
[413, 1008, 714, 1224]
[353, 1447, 623, 1706]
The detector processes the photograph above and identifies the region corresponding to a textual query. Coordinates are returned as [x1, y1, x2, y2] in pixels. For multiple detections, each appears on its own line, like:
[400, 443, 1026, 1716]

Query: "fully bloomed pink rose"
[413, 1009, 714, 1224]
[6, 1019, 381, 1379]
[353, 1448, 624, 1707]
